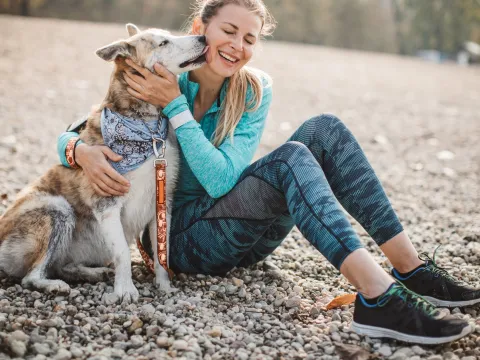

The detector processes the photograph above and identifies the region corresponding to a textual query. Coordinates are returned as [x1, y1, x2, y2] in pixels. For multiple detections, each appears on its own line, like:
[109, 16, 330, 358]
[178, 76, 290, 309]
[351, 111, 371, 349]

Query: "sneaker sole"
[351, 321, 471, 345]
[423, 296, 480, 308]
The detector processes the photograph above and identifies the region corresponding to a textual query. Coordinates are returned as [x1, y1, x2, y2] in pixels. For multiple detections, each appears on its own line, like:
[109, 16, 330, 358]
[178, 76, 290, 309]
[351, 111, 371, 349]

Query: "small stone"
[285, 296, 302, 308]
[33, 343, 51, 355]
[54, 348, 72, 360]
[238, 287, 247, 298]
[426, 356, 442, 360]
[70, 347, 83, 358]
[378, 345, 392, 357]
[172, 339, 189, 351]
[146, 325, 160, 337]
[128, 318, 143, 333]
[141, 304, 156, 316]
[293, 285, 303, 295]
[411, 346, 426, 355]
[156, 336, 169, 348]
[130, 335, 144, 348]
[34, 299, 44, 309]
[10, 330, 29, 342]
[65, 305, 77, 316]
[9, 340, 27, 357]
[208, 326, 222, 338]
[233, 313, 245, 323]
[232, 277, 244, 287]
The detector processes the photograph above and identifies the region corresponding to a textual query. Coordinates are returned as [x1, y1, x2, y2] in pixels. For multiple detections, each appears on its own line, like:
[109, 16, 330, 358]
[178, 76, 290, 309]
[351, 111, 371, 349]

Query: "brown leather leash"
[136, 137, 174, 280]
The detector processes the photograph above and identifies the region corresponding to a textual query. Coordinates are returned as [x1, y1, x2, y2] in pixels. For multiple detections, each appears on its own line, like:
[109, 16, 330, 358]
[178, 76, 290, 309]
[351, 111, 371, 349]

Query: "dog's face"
[96, 24, 208, 75]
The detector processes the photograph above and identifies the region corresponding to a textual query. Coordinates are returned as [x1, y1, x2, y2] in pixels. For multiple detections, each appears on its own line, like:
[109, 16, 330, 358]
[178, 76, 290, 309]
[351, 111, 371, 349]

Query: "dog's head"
[96, 23, 208, 75]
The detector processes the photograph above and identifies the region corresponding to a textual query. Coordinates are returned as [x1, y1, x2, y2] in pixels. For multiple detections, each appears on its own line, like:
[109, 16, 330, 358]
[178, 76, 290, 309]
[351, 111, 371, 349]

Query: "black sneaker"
[351, 283, 471, 344]
[392, 248, 480, 308]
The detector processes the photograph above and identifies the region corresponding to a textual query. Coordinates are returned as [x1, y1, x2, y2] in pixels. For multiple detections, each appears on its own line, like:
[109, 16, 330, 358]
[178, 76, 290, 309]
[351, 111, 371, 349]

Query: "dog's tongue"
[201, 46, 209, 55]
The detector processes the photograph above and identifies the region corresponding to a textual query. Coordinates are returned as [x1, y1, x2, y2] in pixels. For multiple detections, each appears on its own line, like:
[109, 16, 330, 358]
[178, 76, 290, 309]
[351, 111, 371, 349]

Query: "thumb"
[101, 146, 123, 162]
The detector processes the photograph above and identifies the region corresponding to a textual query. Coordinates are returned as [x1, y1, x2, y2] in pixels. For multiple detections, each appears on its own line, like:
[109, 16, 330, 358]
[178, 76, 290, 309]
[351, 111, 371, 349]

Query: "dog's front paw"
[154, 278, 177, 294]
[115, 281, 140, 304]
[103, 280, 140, 305]
[45, 280, 71, 295]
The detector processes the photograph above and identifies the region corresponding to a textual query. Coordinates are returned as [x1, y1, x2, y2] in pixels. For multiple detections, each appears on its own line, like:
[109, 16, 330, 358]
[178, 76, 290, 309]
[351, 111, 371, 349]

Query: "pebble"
[54, 349, 72, 360]
[285, 296, 302, 308]
[156, 336, 170, 348]
[130, 335, 144, 348]
[378, 345, 392, 357]
[172, 339, 189, 351]
[9, 340, 27, 357]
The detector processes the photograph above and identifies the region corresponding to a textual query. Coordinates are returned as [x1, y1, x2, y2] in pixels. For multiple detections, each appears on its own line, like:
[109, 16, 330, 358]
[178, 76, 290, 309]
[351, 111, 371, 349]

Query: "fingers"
[92, 183, 111, 197]
[124, 69, 147, 87]
[126, 86, 147, 101]
[153, 63, 175, 81]
[101, 146, 123, 162]
[125, 59, 150, 78]
[123, 73, 145, 94]
[104, 165, 131, 189]
[99, 174, 128, 195]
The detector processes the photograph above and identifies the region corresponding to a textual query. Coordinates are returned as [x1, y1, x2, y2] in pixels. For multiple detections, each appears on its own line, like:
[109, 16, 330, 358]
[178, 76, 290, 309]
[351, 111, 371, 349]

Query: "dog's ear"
[126, 23, 140, 37]
[96, 40, 131, 61]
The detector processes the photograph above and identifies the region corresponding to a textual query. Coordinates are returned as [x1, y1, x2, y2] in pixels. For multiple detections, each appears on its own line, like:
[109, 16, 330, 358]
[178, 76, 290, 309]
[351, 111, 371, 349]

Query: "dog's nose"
[198, 36, 206, 44]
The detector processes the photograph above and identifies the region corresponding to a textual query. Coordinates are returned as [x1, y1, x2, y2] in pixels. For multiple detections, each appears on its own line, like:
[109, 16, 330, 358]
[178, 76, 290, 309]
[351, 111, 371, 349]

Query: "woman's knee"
[304, 113, 345, 132]
[273, 141, 313, 163]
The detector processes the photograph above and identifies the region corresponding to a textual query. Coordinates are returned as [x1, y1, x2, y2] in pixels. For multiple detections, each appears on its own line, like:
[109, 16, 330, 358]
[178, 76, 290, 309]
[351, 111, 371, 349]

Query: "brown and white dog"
[0, 24, 207, 303]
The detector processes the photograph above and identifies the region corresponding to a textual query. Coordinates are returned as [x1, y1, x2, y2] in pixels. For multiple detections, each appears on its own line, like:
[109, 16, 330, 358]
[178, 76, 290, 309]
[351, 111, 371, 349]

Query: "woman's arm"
[56, 131, 130, 196]
[164, 85, 273, 198]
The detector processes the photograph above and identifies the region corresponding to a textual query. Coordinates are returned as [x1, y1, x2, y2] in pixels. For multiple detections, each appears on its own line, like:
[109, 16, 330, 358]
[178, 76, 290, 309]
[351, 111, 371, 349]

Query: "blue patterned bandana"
[100, 108, 168, 174]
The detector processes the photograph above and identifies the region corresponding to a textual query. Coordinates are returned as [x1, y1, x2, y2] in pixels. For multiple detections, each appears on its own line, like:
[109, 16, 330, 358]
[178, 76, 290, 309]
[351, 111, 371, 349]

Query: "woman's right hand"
[75, 143, 130, 197]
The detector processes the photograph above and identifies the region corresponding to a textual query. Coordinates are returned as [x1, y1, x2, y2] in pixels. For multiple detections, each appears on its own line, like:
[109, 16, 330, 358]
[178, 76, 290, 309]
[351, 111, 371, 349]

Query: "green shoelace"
[418, 245, 460, 284]
[377, 283, 438, 317]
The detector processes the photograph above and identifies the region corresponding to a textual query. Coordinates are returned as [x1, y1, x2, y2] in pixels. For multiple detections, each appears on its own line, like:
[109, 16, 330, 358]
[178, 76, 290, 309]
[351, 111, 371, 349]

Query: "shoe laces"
[377, 283, 438, 317]
[418, 245, 460, 284]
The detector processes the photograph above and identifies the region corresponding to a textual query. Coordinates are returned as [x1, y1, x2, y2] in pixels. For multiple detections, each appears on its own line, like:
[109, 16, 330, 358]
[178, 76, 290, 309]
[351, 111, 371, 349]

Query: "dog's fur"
[0, 24, 207, 303]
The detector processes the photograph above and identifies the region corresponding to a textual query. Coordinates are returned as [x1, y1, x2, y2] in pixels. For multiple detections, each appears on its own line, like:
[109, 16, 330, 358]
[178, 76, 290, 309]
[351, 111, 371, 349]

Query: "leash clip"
[152, 136, 166, 159]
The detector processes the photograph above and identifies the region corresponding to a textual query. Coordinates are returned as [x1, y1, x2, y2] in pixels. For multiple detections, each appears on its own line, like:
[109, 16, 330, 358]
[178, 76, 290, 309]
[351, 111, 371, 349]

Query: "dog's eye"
[159, 40, 169, 47]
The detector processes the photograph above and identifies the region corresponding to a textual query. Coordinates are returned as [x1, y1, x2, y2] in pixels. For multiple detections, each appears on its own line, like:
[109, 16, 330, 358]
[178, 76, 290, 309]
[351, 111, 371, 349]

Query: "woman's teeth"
[219, 51, 238, 63]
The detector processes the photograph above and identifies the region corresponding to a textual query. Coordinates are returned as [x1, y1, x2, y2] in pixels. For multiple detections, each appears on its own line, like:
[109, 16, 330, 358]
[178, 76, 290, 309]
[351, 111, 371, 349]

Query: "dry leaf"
[325, 293, 356, 310]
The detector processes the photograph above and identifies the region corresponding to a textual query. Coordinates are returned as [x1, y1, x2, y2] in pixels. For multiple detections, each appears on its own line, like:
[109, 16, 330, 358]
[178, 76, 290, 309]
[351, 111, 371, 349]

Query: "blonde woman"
[58, 0, 478, 344]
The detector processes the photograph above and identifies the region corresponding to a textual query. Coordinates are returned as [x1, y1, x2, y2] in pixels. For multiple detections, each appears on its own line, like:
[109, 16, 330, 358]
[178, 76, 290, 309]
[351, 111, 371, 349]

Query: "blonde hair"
[186, 0, 276, 146]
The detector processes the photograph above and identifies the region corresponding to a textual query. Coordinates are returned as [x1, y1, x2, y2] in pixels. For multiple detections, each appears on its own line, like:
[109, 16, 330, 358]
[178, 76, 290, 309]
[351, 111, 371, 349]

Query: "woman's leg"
[166, 140, 470, 344]
[287, 114, 422, 270]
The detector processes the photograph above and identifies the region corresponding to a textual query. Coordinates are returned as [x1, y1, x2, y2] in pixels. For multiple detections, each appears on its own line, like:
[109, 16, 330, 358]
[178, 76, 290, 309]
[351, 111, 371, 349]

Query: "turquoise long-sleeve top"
[57, 70, 273, 210]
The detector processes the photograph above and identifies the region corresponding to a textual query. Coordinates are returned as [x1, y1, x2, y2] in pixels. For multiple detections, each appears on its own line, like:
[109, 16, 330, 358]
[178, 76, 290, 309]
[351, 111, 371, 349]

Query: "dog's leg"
[149, 218, 175, 293]
[21, 197, 75, 295]
[95, 204, 139, 304]
[58, 263, 114, 283]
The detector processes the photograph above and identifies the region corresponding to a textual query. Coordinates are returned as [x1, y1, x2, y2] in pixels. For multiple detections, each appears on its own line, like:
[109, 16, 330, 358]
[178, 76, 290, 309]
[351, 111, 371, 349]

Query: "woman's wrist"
[163, 94, 189, 118]
[74, 142, 88, 168]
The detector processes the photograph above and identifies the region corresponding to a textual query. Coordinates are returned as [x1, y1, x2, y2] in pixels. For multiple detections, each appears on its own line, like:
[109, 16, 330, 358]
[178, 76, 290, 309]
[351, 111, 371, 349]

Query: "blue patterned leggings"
[143, 114, 404, 275]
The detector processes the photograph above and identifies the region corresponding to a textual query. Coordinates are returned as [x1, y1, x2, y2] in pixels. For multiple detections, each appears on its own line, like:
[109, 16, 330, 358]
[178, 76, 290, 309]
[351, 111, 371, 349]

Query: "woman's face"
[197, 4, 263, 78]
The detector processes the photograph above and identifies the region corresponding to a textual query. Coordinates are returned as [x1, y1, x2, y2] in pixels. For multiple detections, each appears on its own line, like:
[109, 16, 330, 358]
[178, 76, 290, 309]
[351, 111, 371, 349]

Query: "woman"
[58, 0, 479, 344]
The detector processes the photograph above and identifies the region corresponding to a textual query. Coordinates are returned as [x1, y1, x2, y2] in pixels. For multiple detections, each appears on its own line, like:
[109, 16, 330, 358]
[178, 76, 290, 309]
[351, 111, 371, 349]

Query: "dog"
[0, 24, 207, 303]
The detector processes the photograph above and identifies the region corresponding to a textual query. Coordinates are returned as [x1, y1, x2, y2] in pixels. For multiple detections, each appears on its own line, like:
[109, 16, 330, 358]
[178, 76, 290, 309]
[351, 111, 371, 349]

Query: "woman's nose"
[230, 37, 243, 51]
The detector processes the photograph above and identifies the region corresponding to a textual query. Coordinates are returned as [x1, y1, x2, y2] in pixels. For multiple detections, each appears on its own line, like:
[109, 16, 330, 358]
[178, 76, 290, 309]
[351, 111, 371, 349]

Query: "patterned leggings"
[142, 114, 404, 275]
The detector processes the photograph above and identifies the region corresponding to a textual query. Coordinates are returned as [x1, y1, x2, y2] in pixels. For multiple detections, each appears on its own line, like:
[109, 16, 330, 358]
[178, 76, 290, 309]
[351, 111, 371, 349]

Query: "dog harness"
[100, 107, 173, 278]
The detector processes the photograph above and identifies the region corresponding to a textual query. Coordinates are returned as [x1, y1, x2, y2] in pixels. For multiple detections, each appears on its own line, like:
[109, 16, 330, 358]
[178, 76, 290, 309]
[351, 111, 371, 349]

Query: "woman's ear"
[192, 17, 205, 35]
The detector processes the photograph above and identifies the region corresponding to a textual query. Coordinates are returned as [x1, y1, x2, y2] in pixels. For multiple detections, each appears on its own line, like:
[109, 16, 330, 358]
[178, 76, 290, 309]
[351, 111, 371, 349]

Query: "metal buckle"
[152, 136, 166, 158]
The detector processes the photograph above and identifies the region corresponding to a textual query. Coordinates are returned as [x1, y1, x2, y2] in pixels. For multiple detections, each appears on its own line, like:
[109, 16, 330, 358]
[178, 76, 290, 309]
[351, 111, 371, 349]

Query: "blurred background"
[2, 0, 480, 64]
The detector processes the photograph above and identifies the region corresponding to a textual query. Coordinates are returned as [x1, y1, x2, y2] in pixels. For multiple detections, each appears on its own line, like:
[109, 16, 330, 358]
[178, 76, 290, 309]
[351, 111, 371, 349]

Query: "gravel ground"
[1, 15, 480, 360]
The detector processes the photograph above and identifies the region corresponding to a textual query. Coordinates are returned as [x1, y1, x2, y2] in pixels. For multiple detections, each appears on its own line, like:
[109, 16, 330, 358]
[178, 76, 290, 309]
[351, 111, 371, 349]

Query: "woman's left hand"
[123, 59, 181, 108]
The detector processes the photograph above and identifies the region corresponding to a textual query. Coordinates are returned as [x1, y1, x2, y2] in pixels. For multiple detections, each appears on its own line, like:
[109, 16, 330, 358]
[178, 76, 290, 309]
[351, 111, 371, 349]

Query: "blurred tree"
[394, 0, 480, 54]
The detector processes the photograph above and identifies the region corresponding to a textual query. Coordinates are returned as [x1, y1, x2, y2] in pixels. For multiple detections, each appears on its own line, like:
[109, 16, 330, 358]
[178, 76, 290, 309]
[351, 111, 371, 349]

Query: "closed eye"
[159, 40, 169, 47]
